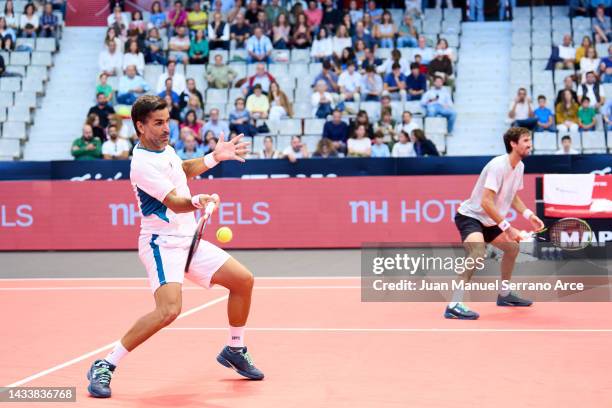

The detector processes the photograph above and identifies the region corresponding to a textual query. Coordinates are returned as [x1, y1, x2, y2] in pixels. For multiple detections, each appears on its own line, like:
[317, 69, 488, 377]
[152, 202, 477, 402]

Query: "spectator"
[282, 135, 310, 162]
[555, 76, 578, 105]
[312, 137, 338, 158]
[52, 0, 67, 18]
[246, 26, 273, 64]
[208, 12, 229, 50]
[321, 0, 342, 34]
[375, 109, 397, 142]
[397, 15, 418, 48]
[144, 27, 166, 65]
[265, 0, 284, 23]
[304, 0, 322, 32]
[428, 51, 454, 87]
[371, 132, 391, 157]
[0, 17, 16, 50]
[71, 124, 102, 160]
[129, 10, 146, 36]
[312, 60, 339, 93]
[349, 110, 375, 139]
[599, 45, 612, 83]
[555, 135, 579, 154]
[312, 79, 335, 118]
[436, 38, 455, 62]
[361, 65, 384, 101]
[99, 40, 123, 77]
[175, 126, 194, 150]
[96, 73, 113, 100]
[40, 3, 58, 38]
[107, 5, 127, 36]
[373, 10, 396, 49]
[575, 35, 593, 66]
[421, 76, 456, 134]
[534, 95, 556, 132]
[148, 1, 167, 30]
[260, 135, 281, 158]
[311, 27, 333, 62]
[578, 96, 597, 132]
[230, 12, 251, 49]
[187, 1, 207, 33]
[180, 94, 204, 121]
[117, 65, 149, 105]
[338, 61, 362, 103]
[395, 111, 421, 136]
[246, 84, 270, 119]
[169, 26, 191, 65]
[352, 20, 375, 50]
[415, 35, 434, 65]
[205, 135, 218, 154]
[383, 62, 408, 102]
[158, 78, 180, 105]
[391, 130, 416, 157]
[272, 13, 291, 49]
[347, 124, 372, 157]
[156, 60, 186, 95]
[508, 87, 536, 130]
[323, 109, 349, 153]
[123, 39, 145, 75]
[377, 48, 409, 76]
[556, 34, 576, 70]
[413, 54, 428, 75]
[411, 128, 440, 156]
[202, 108, 230, 139]
[268, 82, 293, 121]
[177, 132, 204, 160]
[102, 124, 130, 159]
[593, 5, 612, 43]
[168, 0, 188, 32]
[255, 10, 272, 37]
[602, 97, 612, 129]
[189, 29, 209, 64]
[405, 62, 427, 101]
[348, 0, 363, 25]
[580, 47, 600, 83]
[469, 0, 484, 21]
[244, 0, 261, 25]
[86, 113, 105, 141]
[3, 1, 18, 32]
[88, 93, 116, 129]
[291, 13, 312, 49]
[179, 78, 204, 111]
[181, 110, 204, 139]
[229, 97, 258, 137]
[206, 54, 237, 89]
[332, 25, 352, 61]
[241, 63, 276, 95]
[578, 71, 605, 108]
[556, 89, 580, 133]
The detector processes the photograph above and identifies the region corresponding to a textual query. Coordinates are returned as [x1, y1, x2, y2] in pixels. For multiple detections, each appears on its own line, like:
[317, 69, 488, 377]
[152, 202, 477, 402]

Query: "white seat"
[304, 118, 325, 135]
[581, 131, 606, 152]
[2, 121, 27, 141]
[0, 137, 21, 158]
[0, 91, 12, 107]
[276, 135, 292, 152]
[292, 102, 312, 119]
[22, 77, 44, 94]
[425, 117, 448, 134]
[30, 51, 52, 66]
[206, 88, 228, 104]
[532, 45, 552, 59]
[185, 64, 206, 81]
[533, 131, 558, 151]
[0, 77, 21, 92]
[228, 63, 247, 79]
[428, 132, 446, 154]
[228, 88, 244, 103]
[27, 65, 48, 81]
[301, 135, 320, 151]
[8, 106, 31, 123]
[36, 37, 57, 52]
[360, 101, 380, 122]
[14, 92, 36, 108]
[308, 62, 322, 75]
[276, 118, 302, 136]
[291, 49, 310, 63]
[9, 51, 30, 66]
[229, 49, 247, 62]
[288, 63, 309, 80]
[511, 46, 531, 60]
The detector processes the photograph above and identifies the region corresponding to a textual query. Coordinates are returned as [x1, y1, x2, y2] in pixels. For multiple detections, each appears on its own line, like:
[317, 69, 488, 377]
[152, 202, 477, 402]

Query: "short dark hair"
[582, 96, 591, 102]
[392, 62, 401, 70]
[96, 92, 106, 98]
[561, 135, 572, 142]
[503, 127, 530, 153]
[366, 65, 375, 73]
[410, 62, 420, 70]
[322, 60, 332, 70]
[537, 95, 546, 101]
[131, 95, 168, 137]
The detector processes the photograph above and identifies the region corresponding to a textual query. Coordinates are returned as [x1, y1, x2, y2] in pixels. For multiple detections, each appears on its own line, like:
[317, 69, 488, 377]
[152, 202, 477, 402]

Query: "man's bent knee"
[157, 302, 181, 327]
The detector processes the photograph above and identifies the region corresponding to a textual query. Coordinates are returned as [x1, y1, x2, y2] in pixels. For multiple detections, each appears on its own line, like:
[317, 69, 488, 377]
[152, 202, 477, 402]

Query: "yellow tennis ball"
[216, 226, 233, 243]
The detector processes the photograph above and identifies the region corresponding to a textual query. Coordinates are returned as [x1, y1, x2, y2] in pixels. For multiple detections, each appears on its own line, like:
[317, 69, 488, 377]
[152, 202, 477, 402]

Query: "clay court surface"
[1, 250, 611, 407]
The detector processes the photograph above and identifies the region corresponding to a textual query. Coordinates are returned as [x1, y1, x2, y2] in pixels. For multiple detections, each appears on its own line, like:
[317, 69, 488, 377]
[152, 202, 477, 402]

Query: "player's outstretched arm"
[182, 133, 250, 178]
[511, 195, 545, 231]
[162, 189, 219, 214]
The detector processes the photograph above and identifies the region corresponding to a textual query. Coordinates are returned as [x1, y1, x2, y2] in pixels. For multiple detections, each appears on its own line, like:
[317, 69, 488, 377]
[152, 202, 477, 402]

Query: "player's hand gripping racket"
[522, 217, 592, 251]
[184, 194, 218, 273]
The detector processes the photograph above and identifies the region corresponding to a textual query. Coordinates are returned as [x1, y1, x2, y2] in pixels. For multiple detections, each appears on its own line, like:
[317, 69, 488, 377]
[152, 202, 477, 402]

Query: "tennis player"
[87, 95, 263, 398]
[447, 127, 545, 320]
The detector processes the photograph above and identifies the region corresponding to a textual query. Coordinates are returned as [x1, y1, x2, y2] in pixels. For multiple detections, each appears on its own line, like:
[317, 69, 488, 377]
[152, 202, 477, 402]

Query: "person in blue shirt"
[246, 26, 273, 64]
[534, 95, 557, 132]
[157, 78, 180, 105]
[383, 63, 408, 102]
[371, 132, 391, 157]
[322, 109, 349, 153]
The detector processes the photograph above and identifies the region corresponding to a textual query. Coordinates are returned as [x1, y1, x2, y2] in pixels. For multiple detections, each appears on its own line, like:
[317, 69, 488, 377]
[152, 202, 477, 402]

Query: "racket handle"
[204, 201, 216, 218]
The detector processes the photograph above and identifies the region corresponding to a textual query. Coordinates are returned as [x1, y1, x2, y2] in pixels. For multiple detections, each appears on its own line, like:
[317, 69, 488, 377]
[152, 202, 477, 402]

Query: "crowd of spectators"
[0, 0, 64, 50]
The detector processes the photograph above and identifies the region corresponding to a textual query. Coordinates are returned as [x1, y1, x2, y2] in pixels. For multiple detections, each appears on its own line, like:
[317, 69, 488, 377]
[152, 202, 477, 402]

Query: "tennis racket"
[528, 217, 592, 251]
[184, 195, 218, 273]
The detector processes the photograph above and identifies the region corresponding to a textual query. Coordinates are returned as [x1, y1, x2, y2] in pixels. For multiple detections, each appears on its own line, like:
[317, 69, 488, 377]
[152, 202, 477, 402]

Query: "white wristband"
[191, 194, 204, 209]
[498, 219, 511, 232]
[204, 152, 218, 169]
[522, 209, 534, 220]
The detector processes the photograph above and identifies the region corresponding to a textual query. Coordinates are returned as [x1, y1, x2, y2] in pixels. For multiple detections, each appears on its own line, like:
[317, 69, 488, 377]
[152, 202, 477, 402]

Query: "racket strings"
[549, 219, 590, 249]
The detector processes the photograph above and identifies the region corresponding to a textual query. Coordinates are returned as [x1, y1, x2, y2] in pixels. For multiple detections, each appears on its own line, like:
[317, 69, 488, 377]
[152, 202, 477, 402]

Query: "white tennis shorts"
[138, 234, 230, 293]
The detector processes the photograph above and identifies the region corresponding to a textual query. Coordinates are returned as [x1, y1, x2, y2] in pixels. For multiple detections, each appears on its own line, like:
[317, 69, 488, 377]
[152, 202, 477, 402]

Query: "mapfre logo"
[561, 230, 612, 244]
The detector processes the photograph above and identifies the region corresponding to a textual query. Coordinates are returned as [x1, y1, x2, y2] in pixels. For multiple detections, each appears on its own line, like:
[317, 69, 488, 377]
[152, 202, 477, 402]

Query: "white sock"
[449, 287, 465, 308]
[228, 326, 245, 348]
[104, 341, 129, 366]
[500, 283, 511, 297]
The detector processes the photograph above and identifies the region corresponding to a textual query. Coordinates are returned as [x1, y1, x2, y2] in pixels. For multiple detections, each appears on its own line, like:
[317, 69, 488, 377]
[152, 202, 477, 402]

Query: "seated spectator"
[397, 15, 418, 48]
[179, 78, 204, 111]
[272, 13, 291, 49]
[229, 97, 258, 137]
[321, 0, 342, 33]
[144, 27, 166, 65]
[245, 0, 261, 25]
[71, 124, 102, 160]
[312, 60, 340, 93]
[96, 73, 113, 100]
[371, 132, 390, 157]
[187, 1, 207, 33]
[578, 96, 597, 132]
[352, 20, 375, 50]
[99, 40, 123, 77]
[181, 110, 204, 139]
[421, 76, 456, 134]
[205, 135, 218, 154]
[123, 39, 145, 75]
[338, 61, 362, 103]
[86, 113, 105, 141]
[312, 137, 339, 158]
[335, 47, 357, 72]
[366, 0, 383, 24]
[265, 0, 284, 23]
[361, 47, 383, 74]
[312, 80, 335, 118]
[395, 111, 420, 137]
[177, 131, 204, 160]
[0, 16, 16, 50]
[40, 2, 58, 38]
[555, 76, 578, 105]
[158, 78, 180, 105]
[413, 54, 428, 75]
[2, 1, 18, 33]
[246, 84, 270, 119]
[569, 0, 589, 17]
[349, 110, 375, 139]
[392, 130, 416, 157]
[206, 55, 237, 89]
[436, 38, 455, 62]
[599, 45, 612, 83]
[311, 27, 333, 62]
[556, 34, 576, 70]
[361, 65, 383, 102]
[428, 51, 454, 87]
[383, 63, 408, 102]
[578, 71, 605, 108]
[593, 5, 612, 43]
[291, 13, 312, 49]
[375, 109, 397, 142]
[405, 62, 427, 101]
[102, 124, 130, 159]
[282, 135, 310, 162]
[174, 126, 193, 150]
[347, 124, 372, 157]
[508, 87, 536, 130]
[260, 135, 281, 158]
[88, 93, 115, 129]
[268, 82, 293, 121]
[148, 1, 167, 30]
[415, 35, 434, 65]
[107, 5, 127, 34]
[180, 94, 204, 121]
[208, 12, 229, 50]
[117, 65, 149, 105]
[202, 108, 230, 140]
[555, 134, 579, 154]
[534, 95, 556, 132]
[189, 29, 209, 64]
[580, 46, 600, 83]
[377, 48, 409, 76]
[323, 109, 349, 153]
[411, 128, 440, 156]
[575, 35, 592, 66]
[255, 10, 272, 37]
[168, 0, 188, 32]
[169, 26, 191, 65]
[304, 1, 322, 32]
[129, 10, 146, 36]
[156, 60, 186, 95]
[246, 26, 273, 64]
[230, 13, 251, 49]
[332, 25, 352, 61]
[164, 94, 182, 122]
[556, 89, 580, 133]
[241, 63, 276, 95]
[348, 0, 364, 25]
[373, 10, 396, 49]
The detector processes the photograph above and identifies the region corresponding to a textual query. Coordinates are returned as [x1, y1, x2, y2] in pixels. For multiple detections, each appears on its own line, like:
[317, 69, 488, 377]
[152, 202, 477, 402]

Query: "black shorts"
[454, 212, 503, 243]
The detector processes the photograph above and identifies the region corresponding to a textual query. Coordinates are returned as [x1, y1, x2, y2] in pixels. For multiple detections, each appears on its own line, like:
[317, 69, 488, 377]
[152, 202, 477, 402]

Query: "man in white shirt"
[102, 124, 131, 159]
[99, 41, 123, 77]
[577, 71, 605, 109]
[338, 61, 362, 102]
[420, 76, 456, 134]
[168, 26, 191, 65]
[415, 35, 434, 65]
[555, 135, 579, 154]
[508, 87, 537, 129]
[156, 60, 186, 95]
[282, 135, 309, 162]
[557, 34, 576, 70]
[246, 26, 273, 64]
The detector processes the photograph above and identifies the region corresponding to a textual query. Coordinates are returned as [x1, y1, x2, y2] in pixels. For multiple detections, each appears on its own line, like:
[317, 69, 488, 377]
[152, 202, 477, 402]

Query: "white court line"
[0, 286, 361, 291]
[4, 294, 229, 388]
[164, 327, 612, 333]
[0, 276, 360, 282]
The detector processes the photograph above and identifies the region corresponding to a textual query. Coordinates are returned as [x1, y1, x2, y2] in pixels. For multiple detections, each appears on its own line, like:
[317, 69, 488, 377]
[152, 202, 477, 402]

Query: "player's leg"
[491, 233, 533, 306]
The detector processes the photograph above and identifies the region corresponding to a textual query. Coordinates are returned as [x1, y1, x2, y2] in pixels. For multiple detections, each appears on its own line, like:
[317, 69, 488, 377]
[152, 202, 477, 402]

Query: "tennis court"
[2, 250, 612, 407]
